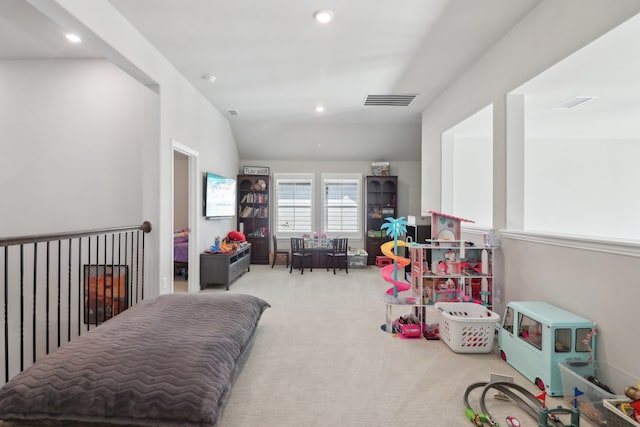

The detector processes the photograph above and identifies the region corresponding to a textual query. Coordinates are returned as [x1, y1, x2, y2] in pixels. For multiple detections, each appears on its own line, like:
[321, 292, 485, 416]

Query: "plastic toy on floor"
[505, 416, 520, 427]
[422, 323, 439, 340]
[392, 314, 421, 338]
[463, 380, 581, 427]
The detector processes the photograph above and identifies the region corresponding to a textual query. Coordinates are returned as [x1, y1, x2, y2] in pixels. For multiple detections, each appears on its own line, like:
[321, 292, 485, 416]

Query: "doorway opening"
[172, 141, 200, 293]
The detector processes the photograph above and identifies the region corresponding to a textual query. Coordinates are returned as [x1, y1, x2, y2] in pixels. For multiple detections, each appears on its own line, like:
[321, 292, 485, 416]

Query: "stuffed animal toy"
[252, 179, 266, 191]
[227, 230, 246, 242]
[219, 239, 236, 254]
[209, 237, 221, 253]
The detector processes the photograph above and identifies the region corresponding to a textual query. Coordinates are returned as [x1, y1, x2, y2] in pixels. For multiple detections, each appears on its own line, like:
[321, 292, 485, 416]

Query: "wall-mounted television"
[203, 172, 236, 218]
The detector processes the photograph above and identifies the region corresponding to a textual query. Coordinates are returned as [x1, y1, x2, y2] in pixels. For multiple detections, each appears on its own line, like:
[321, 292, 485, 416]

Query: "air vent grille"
[364, 94, 417, 107]
[552, 96, 597, 109]
[227, 110, 239, 116]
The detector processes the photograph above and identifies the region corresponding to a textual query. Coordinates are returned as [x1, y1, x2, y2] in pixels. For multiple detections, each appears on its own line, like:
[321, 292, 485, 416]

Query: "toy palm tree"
[381, 216, 408, 296]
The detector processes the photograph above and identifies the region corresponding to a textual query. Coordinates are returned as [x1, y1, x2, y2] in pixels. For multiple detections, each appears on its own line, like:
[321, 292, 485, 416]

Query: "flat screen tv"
[203, 173, 236, 218]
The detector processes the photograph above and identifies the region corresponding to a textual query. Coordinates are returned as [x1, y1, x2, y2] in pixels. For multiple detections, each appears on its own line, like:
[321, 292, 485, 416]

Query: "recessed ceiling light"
[65, 33, 82, 43]
[552, 96, 597, 109]
[315, 105, 325, 113]
[201, 74, 217, 83]
[312, 9, 334, 24]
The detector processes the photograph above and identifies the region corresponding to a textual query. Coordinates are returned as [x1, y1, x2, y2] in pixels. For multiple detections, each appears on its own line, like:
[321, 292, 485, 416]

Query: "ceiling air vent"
[551, 96, 597, 109]
[227, 110, 239, 116]
[364, 94, 417, 107]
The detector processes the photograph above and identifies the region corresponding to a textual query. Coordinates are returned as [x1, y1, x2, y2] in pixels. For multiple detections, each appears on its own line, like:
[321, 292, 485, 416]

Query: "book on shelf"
[241, 193, 268, 203]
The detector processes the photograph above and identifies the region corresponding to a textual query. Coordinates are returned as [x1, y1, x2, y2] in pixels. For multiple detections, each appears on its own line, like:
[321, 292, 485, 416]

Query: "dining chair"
[326, 237, 349, 274]
[271, 234, 289, 268]
[290, 237, 313, 274]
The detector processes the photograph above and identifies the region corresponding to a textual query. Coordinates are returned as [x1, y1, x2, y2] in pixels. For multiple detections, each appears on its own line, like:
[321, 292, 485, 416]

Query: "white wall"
[422, 0, 640, 389]
[0, 60, 150, 236]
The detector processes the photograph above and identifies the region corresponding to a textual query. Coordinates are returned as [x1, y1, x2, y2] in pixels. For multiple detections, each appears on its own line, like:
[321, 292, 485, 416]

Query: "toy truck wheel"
[535, 377, 545, 390]
[500, 350, 507, 361]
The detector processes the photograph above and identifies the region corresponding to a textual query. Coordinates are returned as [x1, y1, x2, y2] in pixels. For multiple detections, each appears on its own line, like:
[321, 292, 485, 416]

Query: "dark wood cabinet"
[246, 236, 268, 264]
[365, 176, 398, 265]
[237, 175, 270, 264]
[200, 244, 251, 290]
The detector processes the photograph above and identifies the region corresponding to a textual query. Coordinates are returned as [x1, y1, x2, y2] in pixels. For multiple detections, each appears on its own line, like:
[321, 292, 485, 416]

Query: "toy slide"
[381, 240, 411, 295]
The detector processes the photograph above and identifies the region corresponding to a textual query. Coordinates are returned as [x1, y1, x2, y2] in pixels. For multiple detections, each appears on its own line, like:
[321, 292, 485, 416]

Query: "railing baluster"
[57, 240, 61, 349]
[132, 231, 137, 304]
[46, 241, 50, 355]
[124, 233, 129, 308]
[67, 239, 72, 343]
[4, 247, 8, 384]
[32, 243, 37, 364]
[116, 233, 122, 315]
[141, 232, 146, 301]
[95, 235, 99, 328]
[86, 236, 91, 332]
[136, 231, 142, 301]
[93, 236, 100, 326]
[77, 238, 82, 337]
[19, 244, 24, 372]
[111, 235, 116, 316]
[103, 235, 107, 324]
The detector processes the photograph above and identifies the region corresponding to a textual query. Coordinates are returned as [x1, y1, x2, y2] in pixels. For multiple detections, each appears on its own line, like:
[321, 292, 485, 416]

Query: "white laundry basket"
[435, 302, 500, 353]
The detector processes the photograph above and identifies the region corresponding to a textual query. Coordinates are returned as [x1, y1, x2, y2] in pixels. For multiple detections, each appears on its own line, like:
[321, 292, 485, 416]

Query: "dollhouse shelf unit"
[415, 211, 494, 310]
[381, 211, 496, 334]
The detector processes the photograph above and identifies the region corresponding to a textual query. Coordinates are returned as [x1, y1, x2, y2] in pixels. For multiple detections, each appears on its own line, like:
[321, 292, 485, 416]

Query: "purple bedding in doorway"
[174, 240, 189, 263]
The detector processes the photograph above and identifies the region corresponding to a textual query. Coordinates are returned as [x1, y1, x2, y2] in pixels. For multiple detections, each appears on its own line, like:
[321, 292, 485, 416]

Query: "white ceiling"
[103, 0, 541, 161]
[12, 1, 637, 161]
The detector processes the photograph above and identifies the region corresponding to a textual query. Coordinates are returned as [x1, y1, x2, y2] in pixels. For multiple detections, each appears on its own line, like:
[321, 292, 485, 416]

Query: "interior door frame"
[171, 140, 200, 293]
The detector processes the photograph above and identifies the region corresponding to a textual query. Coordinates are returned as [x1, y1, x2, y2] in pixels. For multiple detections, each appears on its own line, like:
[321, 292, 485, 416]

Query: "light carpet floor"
[201, 264, 579, 427]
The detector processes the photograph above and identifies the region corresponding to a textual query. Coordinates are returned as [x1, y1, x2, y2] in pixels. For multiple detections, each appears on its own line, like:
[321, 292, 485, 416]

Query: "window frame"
[273, 173, 314, 238]
[321, 173, 362, 239]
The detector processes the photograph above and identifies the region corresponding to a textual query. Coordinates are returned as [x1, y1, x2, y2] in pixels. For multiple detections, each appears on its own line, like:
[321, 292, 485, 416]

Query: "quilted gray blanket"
[0, 293, 270, 427]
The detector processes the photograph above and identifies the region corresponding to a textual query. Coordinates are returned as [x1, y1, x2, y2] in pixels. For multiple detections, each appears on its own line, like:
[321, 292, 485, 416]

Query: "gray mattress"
[0, 293, 270, 427]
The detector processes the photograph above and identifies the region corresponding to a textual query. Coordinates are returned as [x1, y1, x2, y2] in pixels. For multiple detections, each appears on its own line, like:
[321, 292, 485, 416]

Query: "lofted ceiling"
[1, 0, 547, 160]
[106, 0, 542, 161]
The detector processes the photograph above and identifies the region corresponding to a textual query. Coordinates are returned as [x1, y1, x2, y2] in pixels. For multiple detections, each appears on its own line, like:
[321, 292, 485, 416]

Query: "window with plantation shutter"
[274, 174, 313, 234]
[322, 174, 361, 235]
